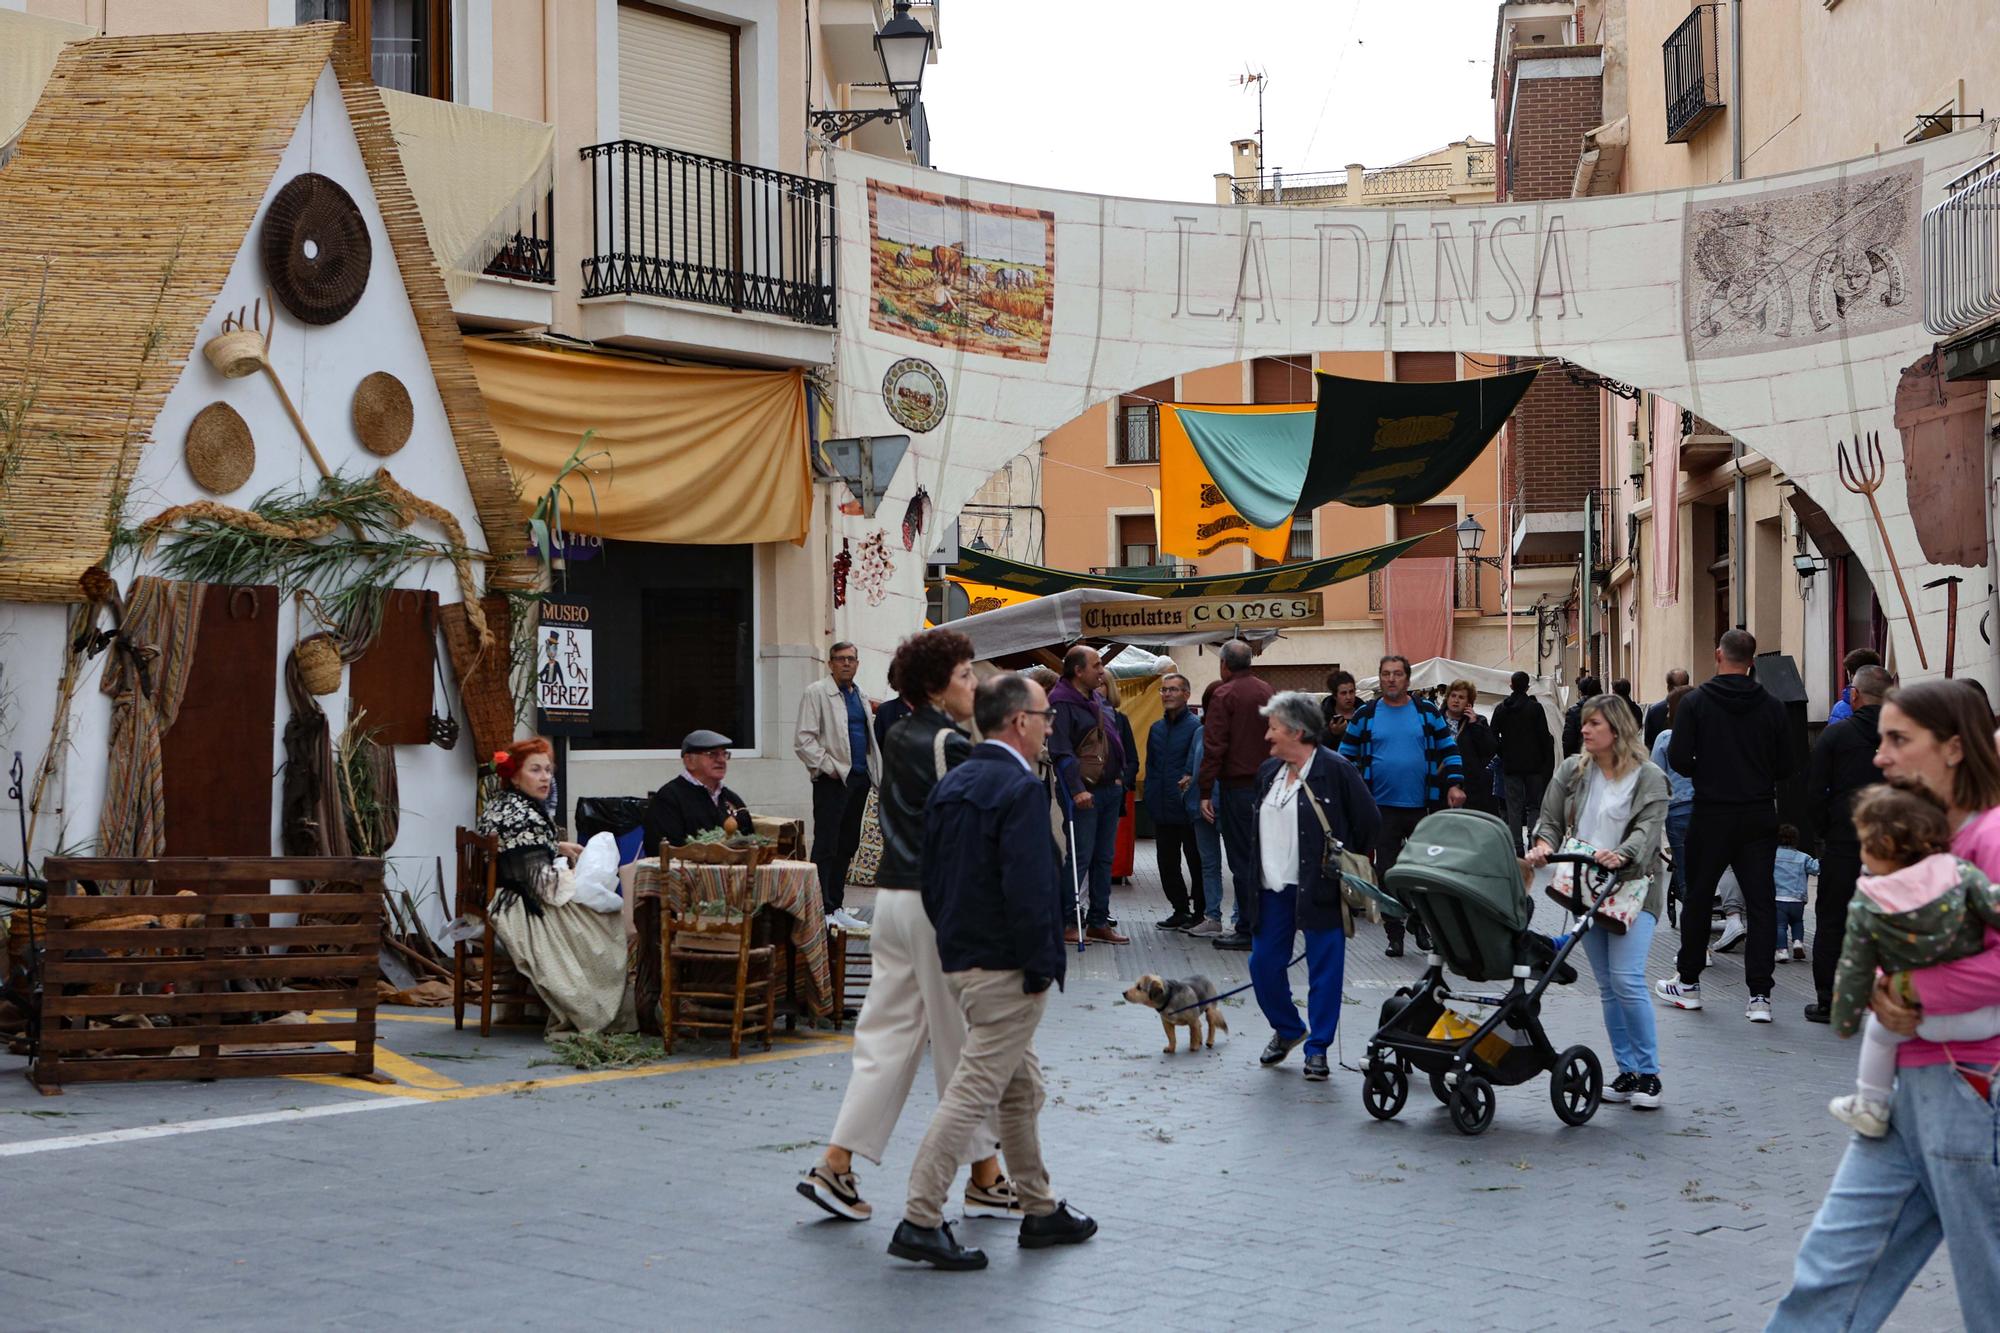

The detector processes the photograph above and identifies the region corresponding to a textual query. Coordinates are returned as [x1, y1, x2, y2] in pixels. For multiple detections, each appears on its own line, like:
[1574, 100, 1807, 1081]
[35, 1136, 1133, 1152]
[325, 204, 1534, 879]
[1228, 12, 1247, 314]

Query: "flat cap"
[680, 729, 733, 751]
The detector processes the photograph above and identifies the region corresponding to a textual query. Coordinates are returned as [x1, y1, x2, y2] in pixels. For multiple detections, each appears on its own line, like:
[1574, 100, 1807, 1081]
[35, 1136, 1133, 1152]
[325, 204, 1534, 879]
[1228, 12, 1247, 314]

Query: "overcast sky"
[922, 0, 1502, 201]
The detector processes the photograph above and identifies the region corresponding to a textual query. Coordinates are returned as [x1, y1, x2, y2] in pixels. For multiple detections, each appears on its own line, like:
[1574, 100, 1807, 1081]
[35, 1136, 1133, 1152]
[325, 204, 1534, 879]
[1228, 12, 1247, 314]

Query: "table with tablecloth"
[622, 857, 829, 1033]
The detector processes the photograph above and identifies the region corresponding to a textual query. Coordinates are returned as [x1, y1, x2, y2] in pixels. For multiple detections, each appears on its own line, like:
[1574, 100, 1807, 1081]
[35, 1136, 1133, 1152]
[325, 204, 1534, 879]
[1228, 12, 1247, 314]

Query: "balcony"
[821, 0, 942, 87]
[481, 189, 555, 286]
[1226, 146, 1494, 207]
[577, 140, 836, 367]
[1924, 153, 2000, 343]
[1663, 5, 1724, 143]
[1115, 404, 1158, 464]
[1367, 561, 1484, 612]
[1089, 563, 1197, 582]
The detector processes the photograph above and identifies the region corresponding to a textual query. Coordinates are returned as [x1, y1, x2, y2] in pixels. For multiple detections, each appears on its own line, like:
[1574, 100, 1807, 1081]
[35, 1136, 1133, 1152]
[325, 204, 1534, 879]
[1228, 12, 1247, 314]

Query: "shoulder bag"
[1300, 779, 1385, 937]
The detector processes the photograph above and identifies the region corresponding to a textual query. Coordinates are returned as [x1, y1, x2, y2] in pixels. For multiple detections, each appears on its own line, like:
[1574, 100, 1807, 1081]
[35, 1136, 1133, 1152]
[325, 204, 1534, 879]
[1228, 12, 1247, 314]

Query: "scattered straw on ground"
[531, 1032, 669, 1071]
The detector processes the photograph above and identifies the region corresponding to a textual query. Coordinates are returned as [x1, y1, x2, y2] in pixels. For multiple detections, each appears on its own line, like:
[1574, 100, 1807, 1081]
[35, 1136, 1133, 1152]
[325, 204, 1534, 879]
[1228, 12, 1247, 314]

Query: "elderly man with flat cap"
[642, 729, 753, 853]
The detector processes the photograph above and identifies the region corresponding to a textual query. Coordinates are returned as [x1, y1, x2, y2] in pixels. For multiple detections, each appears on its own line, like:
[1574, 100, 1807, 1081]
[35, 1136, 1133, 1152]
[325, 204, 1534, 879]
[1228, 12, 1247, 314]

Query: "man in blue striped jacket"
[1338, 655, 1466, 958]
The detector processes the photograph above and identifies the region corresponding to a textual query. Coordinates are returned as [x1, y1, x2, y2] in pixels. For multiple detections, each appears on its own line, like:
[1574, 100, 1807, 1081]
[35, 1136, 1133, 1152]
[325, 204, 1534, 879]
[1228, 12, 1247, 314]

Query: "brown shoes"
[1084, 924, 1130, 945]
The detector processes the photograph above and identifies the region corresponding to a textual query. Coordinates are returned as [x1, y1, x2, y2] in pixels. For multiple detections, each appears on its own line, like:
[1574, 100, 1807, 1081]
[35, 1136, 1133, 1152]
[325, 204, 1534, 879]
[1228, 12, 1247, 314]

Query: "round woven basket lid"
[261, 172, 372, 325]
[352, 371, 413, 456]
[185, 401, 254, 493]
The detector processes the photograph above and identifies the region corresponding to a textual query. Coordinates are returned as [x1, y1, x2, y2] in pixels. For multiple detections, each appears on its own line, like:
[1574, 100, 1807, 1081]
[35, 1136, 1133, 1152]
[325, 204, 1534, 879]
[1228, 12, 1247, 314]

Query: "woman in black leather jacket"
[799, 629, 1021, 1225]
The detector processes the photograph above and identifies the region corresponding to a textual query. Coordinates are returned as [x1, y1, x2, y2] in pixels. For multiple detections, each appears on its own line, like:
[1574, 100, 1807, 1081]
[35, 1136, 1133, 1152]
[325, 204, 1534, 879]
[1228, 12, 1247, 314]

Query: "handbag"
[1299, 779, 1387, 938]
[1075, 725, 1109, 786]
[1548, 835, 1650, 935]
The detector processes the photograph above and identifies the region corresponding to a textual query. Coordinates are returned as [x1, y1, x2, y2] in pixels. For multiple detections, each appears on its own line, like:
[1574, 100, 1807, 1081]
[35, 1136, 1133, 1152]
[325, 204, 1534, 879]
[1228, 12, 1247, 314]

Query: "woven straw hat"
[185, 402, 255, 493]
[352, 371, 413, 456]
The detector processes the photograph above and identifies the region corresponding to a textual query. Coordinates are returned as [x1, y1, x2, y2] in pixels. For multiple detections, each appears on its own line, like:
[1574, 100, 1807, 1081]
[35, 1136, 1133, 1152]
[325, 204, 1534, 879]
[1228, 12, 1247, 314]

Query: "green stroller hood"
[1382, 809, 1533, 982]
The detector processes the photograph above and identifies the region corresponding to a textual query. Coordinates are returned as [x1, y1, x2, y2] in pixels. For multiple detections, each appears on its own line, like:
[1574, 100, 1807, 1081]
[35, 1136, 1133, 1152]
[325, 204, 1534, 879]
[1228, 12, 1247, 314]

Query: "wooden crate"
[31, 857, 384, 1094]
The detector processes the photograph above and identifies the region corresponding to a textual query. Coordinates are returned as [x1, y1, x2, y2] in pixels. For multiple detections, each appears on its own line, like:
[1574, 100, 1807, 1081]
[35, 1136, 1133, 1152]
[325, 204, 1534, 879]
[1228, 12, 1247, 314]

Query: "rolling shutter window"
[1394, 503, 1460, 558]
[1252, 356, 1314, 404]
[619, 4, 737, 159]
[1392, 351, 1458, 382]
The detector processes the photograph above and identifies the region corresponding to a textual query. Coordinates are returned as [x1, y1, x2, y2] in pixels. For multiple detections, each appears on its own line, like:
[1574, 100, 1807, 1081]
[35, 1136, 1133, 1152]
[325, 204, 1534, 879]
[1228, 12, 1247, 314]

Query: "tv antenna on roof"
[1235, 67, 1269, 190]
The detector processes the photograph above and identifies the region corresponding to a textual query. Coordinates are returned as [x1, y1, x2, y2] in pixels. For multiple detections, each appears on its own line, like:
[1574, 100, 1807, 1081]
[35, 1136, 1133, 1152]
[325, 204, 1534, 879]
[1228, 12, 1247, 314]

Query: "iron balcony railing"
[482, 189, 555, 285]
[1466, 150, 1496, 179]
[1363, 164, 1452, 196]
[1090, 563, 1197, 581]
[1115, 404, 1159, 463]
[579, 140, 837, 326]
[1663, 4, 1724, 143]
[1923, 154, 2000, 335]
[1368, 560, 1483, 613]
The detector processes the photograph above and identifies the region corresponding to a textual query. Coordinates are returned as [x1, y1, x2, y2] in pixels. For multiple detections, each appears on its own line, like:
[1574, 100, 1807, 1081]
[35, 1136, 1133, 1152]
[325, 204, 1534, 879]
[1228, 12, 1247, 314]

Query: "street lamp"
[1455, 514, 1503, 569]
[809, 1, 933, 144]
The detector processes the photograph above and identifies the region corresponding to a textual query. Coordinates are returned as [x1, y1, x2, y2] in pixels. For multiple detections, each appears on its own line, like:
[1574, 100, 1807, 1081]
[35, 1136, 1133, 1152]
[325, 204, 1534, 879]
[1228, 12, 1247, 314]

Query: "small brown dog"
[1123, 973, 1229, 1053]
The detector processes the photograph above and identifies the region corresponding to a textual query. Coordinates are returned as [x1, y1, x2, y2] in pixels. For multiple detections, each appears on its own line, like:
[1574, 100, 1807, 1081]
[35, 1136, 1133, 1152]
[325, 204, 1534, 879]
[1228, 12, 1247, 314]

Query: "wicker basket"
[295, 632, 342, 696]
[202, 328, 268, 379]
[667, 841, 776, 869]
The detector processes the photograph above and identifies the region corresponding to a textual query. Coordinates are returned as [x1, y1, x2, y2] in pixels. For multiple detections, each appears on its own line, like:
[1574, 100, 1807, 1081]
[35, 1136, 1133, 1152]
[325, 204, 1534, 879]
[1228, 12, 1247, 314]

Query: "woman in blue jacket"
[1246, 691, 1382, 1082]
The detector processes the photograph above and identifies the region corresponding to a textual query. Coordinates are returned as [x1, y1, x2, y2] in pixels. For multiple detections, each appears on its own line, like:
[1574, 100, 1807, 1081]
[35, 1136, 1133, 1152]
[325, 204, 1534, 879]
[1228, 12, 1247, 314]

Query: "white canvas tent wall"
[950, 588, 1275, 663]
[1354, 657, 1564, 738]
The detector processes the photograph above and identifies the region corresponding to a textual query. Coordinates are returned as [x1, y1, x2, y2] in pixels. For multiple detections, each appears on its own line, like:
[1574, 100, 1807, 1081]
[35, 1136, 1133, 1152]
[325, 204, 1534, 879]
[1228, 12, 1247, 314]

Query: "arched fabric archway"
[828, 126, 2000, 684]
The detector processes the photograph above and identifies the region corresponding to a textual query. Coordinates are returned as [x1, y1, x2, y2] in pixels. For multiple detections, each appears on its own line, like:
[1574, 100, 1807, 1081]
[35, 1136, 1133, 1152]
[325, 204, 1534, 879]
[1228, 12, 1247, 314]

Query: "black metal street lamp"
[1455, 514, 1504, 570]
[810, 1, 933, 144]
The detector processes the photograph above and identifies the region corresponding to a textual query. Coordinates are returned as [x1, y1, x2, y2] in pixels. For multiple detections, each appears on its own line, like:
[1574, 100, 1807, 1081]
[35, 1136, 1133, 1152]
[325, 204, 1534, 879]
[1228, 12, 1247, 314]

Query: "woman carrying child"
[1524, 694, 1670, 1110]
[1770, 680, 2000, 1331]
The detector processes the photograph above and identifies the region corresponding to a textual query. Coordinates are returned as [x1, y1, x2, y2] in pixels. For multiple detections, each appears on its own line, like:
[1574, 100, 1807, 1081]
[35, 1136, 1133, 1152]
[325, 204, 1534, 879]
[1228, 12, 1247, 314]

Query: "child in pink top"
[1828, 783, 2000, 1137]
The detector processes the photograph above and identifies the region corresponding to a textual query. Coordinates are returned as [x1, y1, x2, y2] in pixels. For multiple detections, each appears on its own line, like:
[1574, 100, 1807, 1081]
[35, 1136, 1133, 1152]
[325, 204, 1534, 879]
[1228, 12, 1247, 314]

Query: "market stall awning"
[466, 338, 811, 547]
[943, 532, 1431, 598]
[951, 588, 1278, 661]
[380, 89, 554, 301]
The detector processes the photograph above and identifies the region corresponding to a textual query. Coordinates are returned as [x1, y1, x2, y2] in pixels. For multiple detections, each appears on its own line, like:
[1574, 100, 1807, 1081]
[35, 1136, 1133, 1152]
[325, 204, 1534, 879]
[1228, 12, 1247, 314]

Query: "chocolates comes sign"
[1077, 593, 1323, 636]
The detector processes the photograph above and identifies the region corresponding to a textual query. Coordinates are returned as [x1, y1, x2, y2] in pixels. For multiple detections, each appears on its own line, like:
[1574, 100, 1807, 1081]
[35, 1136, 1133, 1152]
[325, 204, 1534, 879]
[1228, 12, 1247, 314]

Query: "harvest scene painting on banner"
[867, 180, 1056, 362]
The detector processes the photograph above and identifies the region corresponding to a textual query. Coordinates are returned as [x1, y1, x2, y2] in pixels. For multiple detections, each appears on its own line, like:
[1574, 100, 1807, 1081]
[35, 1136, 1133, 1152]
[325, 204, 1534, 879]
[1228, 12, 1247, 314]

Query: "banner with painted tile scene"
[867, 180, 1055, 361]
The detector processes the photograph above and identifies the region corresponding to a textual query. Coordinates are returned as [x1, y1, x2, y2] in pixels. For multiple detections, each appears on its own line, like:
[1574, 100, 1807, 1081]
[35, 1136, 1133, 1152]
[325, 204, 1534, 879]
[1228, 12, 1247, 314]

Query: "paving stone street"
[0, 850, 1962, 1331]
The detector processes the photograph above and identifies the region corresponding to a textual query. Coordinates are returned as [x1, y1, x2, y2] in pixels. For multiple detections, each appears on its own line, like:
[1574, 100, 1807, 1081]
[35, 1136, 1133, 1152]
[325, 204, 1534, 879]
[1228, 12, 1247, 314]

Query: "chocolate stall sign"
[535, 595, 593, 735]
[1078, 593, 1323, 637]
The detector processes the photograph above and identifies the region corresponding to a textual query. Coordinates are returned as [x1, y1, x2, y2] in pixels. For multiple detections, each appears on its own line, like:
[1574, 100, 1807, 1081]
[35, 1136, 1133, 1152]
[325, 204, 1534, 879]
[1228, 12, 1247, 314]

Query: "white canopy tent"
[949, 587, 1274, 663]
[1354, 656, 1565, 738]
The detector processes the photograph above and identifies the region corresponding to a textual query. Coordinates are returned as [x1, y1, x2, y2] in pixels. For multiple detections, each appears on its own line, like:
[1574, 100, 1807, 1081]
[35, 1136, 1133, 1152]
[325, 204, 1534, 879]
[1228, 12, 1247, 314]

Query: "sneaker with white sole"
[1828, 1093, 1891, 1138]
[1746, 995, 1773, 1023]
[1602, 1071, 1638, 1103]
[1791, 941, 1809, 961]
[1185, 917, 1224, 938]
[1715, 916, 1747, 953]
[1776, 948, 1790, 966]
[963, 1175, 1025, 1219]
[826, 909, 870, 935]
[1631, 1075, 1664, 1110]
[1654, 978, 1703, 1010]
[798, 1163, 872, 1221]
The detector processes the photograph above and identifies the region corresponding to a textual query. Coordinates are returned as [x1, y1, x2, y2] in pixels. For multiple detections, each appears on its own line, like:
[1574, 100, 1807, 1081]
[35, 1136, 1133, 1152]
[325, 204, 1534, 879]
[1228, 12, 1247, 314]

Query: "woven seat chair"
[450, 828, 540, 1037]
[660, 857, 778, 1058]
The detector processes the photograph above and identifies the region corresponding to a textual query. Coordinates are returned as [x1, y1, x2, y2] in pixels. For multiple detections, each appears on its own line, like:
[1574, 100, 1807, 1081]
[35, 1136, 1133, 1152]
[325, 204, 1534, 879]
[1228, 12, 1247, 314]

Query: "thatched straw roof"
[0, 23, 532, 604]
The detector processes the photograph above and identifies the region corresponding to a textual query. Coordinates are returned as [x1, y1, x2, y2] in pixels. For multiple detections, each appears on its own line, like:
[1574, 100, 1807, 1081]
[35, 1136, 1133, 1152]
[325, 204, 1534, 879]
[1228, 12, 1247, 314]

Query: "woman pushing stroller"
[1524, 693, 1671, 1110]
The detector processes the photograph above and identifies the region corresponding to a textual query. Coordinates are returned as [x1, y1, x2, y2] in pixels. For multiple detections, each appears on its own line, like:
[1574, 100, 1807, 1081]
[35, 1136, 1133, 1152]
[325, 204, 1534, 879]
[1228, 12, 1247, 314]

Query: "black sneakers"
[1259, 1033, 1304, 1066]
[798, 1164, 871, 1221]
[1019, 1201, 1098, 1249]
[1632, 1075, 1664, 1109]
[1602, 1072, 1638, 1103]
[889, 1219, 987, 1270]
[1303, 1053, 1330, 1081]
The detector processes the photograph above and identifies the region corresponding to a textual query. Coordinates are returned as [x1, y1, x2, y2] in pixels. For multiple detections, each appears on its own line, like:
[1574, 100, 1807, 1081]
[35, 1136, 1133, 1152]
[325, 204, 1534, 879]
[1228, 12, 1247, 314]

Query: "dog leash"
[1161, 949, 1306, 1015]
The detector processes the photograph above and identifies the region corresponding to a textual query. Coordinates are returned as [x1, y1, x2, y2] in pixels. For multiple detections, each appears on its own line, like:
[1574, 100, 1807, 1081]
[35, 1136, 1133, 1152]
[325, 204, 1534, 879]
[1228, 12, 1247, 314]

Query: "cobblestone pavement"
[0, 848, 1963, 1331]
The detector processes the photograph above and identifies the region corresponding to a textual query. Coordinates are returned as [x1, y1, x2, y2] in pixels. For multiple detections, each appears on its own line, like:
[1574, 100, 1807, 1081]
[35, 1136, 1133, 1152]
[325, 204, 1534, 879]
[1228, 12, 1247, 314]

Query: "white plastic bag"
[569, 831, 625, 913]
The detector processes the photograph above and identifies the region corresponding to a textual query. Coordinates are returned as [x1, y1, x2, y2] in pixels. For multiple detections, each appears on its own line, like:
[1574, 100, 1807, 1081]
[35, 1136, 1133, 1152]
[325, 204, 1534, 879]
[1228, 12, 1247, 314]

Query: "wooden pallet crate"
[30, 857, 384, 1095]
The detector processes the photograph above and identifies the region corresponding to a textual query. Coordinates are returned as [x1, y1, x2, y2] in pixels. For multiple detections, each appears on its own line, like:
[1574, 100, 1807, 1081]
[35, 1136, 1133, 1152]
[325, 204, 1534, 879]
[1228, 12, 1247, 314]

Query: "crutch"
[1066, 812, 1087, 953]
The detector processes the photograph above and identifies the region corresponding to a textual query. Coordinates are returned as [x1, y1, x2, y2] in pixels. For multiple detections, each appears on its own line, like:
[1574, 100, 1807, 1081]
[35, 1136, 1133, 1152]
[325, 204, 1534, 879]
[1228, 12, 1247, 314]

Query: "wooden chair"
[450, 828, 540, 1037]
[829, 926, 872, 1031]
[660, 866, 777, 1058]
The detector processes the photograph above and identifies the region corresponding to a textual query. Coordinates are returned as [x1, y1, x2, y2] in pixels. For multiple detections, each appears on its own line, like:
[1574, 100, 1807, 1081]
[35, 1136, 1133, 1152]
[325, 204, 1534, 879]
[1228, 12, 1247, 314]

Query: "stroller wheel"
[1362, 1062, 1408, 1121]
[1429, 1066, 1454, 1105]
[1551, 1045, 1603, 1126]
[1449, 1073, 1496, 1136]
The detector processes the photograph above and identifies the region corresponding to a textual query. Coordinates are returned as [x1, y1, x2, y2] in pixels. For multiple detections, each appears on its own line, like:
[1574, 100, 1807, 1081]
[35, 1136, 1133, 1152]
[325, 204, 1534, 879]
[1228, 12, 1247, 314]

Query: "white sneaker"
[1715, 916, 1747, 953]
[1746, 995, 1773, 1023]
[1654, 978, 1702, 1010]
[1828, 1093, 1891, 1138]
[1792, 941, 1809, 961]
[826, 909, 869, 934]
[1185, 917, 1224, 938]
[1706, 948, 1714, 967]
[1775, 948, 1790, 965]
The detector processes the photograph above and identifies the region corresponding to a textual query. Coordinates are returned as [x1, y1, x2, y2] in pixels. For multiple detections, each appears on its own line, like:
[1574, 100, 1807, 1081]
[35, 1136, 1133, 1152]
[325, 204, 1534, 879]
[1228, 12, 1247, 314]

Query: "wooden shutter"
[1116, 513, 1157, 566]
[619, 3, 738, 158]
[1394, 504, 1459, 558]
[1393, 351, 1458, 382]
[1252, 356, 1314, 404]
[347, 589, 437, 747]
[163, 585, 278, 861]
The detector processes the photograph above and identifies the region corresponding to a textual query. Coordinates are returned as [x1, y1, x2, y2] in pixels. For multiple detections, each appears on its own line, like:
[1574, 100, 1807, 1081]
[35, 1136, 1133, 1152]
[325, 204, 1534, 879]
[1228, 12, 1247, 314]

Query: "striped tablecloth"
[630, 858, 829, 1020]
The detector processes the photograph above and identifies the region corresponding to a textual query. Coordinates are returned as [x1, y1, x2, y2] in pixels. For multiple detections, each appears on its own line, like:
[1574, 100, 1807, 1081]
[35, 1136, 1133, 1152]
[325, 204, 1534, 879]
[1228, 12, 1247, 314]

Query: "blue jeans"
[1768, 1063, 2000, 1331]
[1665, 805, 1691, 908]
[1193, 813, 1226, 924]
[1067, 782, 1122, 927]
[1579, 909, 1659, 1077]
[1218, 784, 1260, 933]
[1249, 887, 1346, 1057]
[1776, 900, 1806, 949]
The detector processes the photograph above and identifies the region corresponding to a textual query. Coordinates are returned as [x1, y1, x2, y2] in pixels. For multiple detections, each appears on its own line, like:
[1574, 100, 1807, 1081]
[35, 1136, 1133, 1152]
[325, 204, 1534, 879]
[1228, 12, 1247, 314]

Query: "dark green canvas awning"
[943, 532, 1435, 598]
[1296, 368, 1537, 512]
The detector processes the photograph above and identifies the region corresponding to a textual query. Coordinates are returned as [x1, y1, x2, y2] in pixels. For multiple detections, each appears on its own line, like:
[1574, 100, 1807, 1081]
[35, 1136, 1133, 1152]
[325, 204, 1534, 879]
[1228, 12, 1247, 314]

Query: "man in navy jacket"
[893, 674, 1095, 1271]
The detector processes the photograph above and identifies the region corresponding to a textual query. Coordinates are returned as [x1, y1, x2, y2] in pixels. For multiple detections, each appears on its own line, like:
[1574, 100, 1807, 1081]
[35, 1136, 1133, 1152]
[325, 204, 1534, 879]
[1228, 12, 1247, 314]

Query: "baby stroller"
[1358, 808, 1614, 1136]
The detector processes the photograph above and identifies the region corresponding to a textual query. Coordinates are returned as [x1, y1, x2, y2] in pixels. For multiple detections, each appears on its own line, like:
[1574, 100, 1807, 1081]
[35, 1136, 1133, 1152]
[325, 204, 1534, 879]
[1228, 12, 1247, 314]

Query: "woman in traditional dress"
[479, 736, 635, 1036]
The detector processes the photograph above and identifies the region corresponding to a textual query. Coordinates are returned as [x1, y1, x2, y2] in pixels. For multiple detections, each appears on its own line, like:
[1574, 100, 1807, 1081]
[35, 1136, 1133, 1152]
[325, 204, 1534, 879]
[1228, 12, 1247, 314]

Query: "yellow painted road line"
[290, 1034, 852, 1101]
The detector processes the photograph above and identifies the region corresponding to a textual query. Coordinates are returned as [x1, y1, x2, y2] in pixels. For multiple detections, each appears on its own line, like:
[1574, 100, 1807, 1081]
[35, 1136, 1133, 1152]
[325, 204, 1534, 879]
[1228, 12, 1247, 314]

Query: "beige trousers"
[828, 890, 998, 1166]
[904, 969, 1055, 1229]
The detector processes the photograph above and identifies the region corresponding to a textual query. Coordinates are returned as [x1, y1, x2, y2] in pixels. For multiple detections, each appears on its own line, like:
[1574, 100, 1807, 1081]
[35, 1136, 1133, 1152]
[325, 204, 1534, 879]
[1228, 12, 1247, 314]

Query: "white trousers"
[828, 889, 998, 1167]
